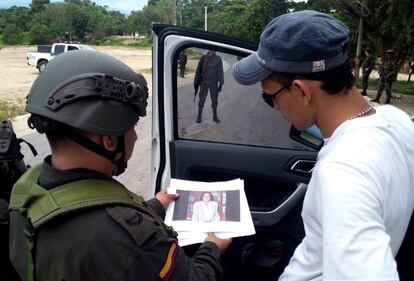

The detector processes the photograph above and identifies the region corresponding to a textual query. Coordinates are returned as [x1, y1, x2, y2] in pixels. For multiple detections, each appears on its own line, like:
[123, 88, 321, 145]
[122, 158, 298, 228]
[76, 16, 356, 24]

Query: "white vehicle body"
[26, 43, 94, 72]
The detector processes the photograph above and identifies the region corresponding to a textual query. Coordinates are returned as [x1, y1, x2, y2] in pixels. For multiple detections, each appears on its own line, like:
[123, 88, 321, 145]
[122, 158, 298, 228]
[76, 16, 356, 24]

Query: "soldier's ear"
[101, 136, 117, 151]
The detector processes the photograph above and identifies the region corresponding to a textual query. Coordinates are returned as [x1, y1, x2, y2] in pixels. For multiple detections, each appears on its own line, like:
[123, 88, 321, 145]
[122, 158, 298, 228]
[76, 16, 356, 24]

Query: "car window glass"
[54, 45, 65, 54]
[68, 46, 79, 51]
[175, 47, 314, 151]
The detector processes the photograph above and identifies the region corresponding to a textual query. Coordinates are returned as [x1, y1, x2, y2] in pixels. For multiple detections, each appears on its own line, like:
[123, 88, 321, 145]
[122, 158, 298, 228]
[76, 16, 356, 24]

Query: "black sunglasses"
[262, 84, 291, 108]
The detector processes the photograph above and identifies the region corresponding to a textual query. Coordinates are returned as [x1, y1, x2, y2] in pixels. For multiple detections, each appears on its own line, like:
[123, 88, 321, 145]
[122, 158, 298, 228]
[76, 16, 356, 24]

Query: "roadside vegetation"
[357, 79, 414, 96]
[98, 37, 152, 48]
[0, 101, 25, 120]
[0, 0, 413, 92]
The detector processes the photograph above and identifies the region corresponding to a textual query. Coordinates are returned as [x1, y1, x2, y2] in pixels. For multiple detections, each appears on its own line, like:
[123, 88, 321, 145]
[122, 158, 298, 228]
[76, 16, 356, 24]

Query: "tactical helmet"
[26, 50, 148, 176]
[26, 50, 148, 137]
[386, 49, 395, 54]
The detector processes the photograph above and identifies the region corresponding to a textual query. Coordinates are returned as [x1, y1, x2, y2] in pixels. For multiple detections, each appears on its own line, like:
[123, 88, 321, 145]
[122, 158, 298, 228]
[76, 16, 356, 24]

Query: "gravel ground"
[0, 46, 152, 105]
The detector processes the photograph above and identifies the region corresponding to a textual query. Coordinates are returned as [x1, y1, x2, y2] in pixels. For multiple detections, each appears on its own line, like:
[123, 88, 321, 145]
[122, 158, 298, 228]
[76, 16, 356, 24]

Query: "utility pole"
[179, 0, 182, 26]
[171, 0, 177, 25]
[355, 2, 364, 81]
[204, 6, 208, 31]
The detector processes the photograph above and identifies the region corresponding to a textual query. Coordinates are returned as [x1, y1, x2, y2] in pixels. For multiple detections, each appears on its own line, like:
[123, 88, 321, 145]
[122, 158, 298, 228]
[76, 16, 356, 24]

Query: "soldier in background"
[372, 57, 386, 102]
[371, 49, 399, 104]
[178, 50, 187, 78]
[360, 48, 375, 96]
[194, 50, 224, 123]
[408, 59, 414, 82]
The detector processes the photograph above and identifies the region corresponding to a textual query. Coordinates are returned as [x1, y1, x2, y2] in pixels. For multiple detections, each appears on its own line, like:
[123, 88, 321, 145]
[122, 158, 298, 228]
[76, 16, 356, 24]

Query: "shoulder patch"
[159, 242, 179, 281]
[106, 206, 157, 246]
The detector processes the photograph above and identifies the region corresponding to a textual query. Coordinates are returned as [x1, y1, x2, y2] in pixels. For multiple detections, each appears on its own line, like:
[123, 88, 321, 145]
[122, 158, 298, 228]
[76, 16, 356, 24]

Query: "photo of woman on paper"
[192, 192, 220, 222]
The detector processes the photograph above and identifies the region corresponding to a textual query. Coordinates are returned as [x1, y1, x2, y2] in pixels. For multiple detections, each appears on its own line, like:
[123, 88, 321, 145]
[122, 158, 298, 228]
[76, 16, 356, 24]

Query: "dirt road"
[0, 46, 154, 198]
[0, 46, 152, 105]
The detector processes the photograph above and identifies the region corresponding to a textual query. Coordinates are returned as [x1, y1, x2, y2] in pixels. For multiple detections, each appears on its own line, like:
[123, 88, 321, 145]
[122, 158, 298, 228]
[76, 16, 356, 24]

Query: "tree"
[242, 0, 289, 42]
[29, 23, 53, 44]
[336, 0, 414, 61]
[2, 24, 23, 45]
[128, 0, 170, 35]
[31, 0, 50, 14]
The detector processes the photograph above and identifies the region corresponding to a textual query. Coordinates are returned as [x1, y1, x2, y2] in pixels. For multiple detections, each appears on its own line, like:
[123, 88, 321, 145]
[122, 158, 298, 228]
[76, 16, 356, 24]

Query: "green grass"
[357, 78, 414, 96]
[96, 37, 152, 49]
[0, 101, 26, 120]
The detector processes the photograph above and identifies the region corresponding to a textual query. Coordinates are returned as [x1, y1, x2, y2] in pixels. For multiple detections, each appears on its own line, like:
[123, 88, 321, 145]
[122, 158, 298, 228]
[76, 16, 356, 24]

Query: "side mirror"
[289, 125, 323, 151]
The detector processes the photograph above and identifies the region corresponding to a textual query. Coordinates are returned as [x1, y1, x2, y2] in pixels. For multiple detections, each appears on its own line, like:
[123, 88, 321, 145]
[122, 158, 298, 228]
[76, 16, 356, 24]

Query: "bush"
[2, 24, 23, 45]
[96, 36, 152, 48]
[358, 78, 414, 96]
[29, 23, 53, 45]
[0, 101, 25, 120]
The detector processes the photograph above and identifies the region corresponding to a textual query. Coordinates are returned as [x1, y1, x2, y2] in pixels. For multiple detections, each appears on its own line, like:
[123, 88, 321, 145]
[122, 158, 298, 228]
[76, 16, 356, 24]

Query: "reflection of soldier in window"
[192, 192, 220, 222]
[194, 51, 224, 123]
[178, 50, 187, 78]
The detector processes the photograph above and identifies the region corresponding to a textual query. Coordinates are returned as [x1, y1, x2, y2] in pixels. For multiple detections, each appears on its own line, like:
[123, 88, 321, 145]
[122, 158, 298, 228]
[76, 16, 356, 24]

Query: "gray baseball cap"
[232, 10, 350, 85]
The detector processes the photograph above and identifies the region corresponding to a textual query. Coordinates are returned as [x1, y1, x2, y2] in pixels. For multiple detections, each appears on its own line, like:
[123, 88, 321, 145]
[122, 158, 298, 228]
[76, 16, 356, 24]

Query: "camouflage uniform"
[372, 52, 399, 104]
[9, 157, 223, 281]
[360, 53, 375, 96]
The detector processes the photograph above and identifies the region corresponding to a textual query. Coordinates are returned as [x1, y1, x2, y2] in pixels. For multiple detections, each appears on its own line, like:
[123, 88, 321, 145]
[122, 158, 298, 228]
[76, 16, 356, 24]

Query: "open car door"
[151, 24, 320, 280]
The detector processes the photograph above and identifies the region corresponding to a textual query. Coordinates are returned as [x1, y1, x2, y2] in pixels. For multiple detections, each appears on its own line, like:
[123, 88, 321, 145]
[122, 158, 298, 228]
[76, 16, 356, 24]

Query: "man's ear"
[101, 135, 117, 151]
[292, 79, 313, 106]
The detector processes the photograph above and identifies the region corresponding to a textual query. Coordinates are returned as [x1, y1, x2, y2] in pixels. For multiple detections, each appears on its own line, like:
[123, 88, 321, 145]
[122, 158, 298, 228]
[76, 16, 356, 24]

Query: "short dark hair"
[269, 60, 355, 95]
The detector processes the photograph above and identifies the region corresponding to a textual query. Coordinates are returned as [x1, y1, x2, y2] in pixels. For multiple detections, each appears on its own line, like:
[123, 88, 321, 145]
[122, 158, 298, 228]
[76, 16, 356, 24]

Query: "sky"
[0, 0, 149, 15]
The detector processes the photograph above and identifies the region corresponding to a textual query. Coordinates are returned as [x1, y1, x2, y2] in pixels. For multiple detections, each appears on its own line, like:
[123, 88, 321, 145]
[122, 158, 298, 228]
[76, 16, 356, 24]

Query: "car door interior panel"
[153, 24, 319, 280]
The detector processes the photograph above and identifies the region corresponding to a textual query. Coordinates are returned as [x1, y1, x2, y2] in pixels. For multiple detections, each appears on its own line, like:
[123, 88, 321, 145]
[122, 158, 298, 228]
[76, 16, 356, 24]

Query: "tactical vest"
[8, 164, 176, 281]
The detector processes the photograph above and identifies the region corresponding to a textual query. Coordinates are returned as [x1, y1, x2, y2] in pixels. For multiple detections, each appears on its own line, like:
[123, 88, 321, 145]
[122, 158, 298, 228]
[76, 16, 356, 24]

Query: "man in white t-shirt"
[232, 10, 414, 280]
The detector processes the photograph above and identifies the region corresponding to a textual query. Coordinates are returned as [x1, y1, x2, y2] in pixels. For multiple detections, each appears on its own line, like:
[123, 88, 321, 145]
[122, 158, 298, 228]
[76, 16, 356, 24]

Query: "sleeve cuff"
[145, 198, 166, 219]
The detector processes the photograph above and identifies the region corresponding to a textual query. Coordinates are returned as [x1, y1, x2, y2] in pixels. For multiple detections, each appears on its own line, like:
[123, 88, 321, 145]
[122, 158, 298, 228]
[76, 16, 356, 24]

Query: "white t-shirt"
[279, 105, 414, 281]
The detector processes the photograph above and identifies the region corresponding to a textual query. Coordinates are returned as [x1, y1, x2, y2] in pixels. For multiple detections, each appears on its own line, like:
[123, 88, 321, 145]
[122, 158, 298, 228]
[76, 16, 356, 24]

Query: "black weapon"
[0, 119, 37, 281]
[193, 83, 200, 103]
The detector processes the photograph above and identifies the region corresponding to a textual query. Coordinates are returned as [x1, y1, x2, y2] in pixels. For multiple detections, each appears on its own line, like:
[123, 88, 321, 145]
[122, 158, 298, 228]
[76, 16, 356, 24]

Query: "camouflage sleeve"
[169, 241, 222, 281]
[145, 198, 166, 219]
[107, 206, 223, 281]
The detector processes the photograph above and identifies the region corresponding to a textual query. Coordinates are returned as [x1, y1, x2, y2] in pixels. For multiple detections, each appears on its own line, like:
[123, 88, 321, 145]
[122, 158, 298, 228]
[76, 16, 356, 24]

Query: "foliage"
[98, 36, 152, 48]
[29, 23, 53, 44]
[0, 101, 25, 120]
[336, 0, 414, 62]
[360, 78, 414, 96]
[2, 24, 23, 45]
[31, 0, 50, 14]
[0, 0, 412, 65]
[129, 0, 171, 36]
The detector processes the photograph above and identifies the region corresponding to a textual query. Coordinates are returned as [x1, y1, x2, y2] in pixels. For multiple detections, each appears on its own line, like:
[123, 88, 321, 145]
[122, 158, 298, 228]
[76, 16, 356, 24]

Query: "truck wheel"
[38, 61, 48, 73]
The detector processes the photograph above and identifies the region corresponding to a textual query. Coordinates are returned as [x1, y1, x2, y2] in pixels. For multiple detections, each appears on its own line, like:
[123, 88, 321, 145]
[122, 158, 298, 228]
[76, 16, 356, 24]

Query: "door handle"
[290, 160, 316, 174]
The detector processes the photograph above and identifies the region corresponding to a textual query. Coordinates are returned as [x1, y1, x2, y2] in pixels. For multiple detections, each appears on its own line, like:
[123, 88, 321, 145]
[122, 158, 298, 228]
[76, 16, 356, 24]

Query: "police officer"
[371, 49, 399, 104]
[194, 50, 224, 123]
[360, 48, 375, 96]
[9, 50, 231, 281]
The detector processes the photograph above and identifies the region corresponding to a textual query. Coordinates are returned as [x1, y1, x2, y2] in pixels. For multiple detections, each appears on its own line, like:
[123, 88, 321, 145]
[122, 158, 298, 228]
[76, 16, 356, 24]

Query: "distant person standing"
[194, 51, 224, 123]
[178, 50, 187, 78]
[408, 59, 414, 82]
[373, 57, 386, 102]
[360, 48, 375, 96]
[371, 49, 399, 104]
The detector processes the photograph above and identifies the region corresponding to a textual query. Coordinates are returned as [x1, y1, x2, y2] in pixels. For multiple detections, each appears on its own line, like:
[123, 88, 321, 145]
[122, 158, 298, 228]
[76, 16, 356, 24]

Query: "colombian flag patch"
[159, 242, 179, 281]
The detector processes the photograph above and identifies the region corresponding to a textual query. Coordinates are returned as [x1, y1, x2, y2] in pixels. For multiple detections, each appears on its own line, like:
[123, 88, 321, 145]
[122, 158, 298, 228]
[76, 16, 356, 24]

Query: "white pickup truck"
[26, 42, 94, 72]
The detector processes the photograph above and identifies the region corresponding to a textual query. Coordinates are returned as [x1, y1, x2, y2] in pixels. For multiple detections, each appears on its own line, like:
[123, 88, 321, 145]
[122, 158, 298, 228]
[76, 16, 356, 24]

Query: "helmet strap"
[65, 130, 127, 176]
